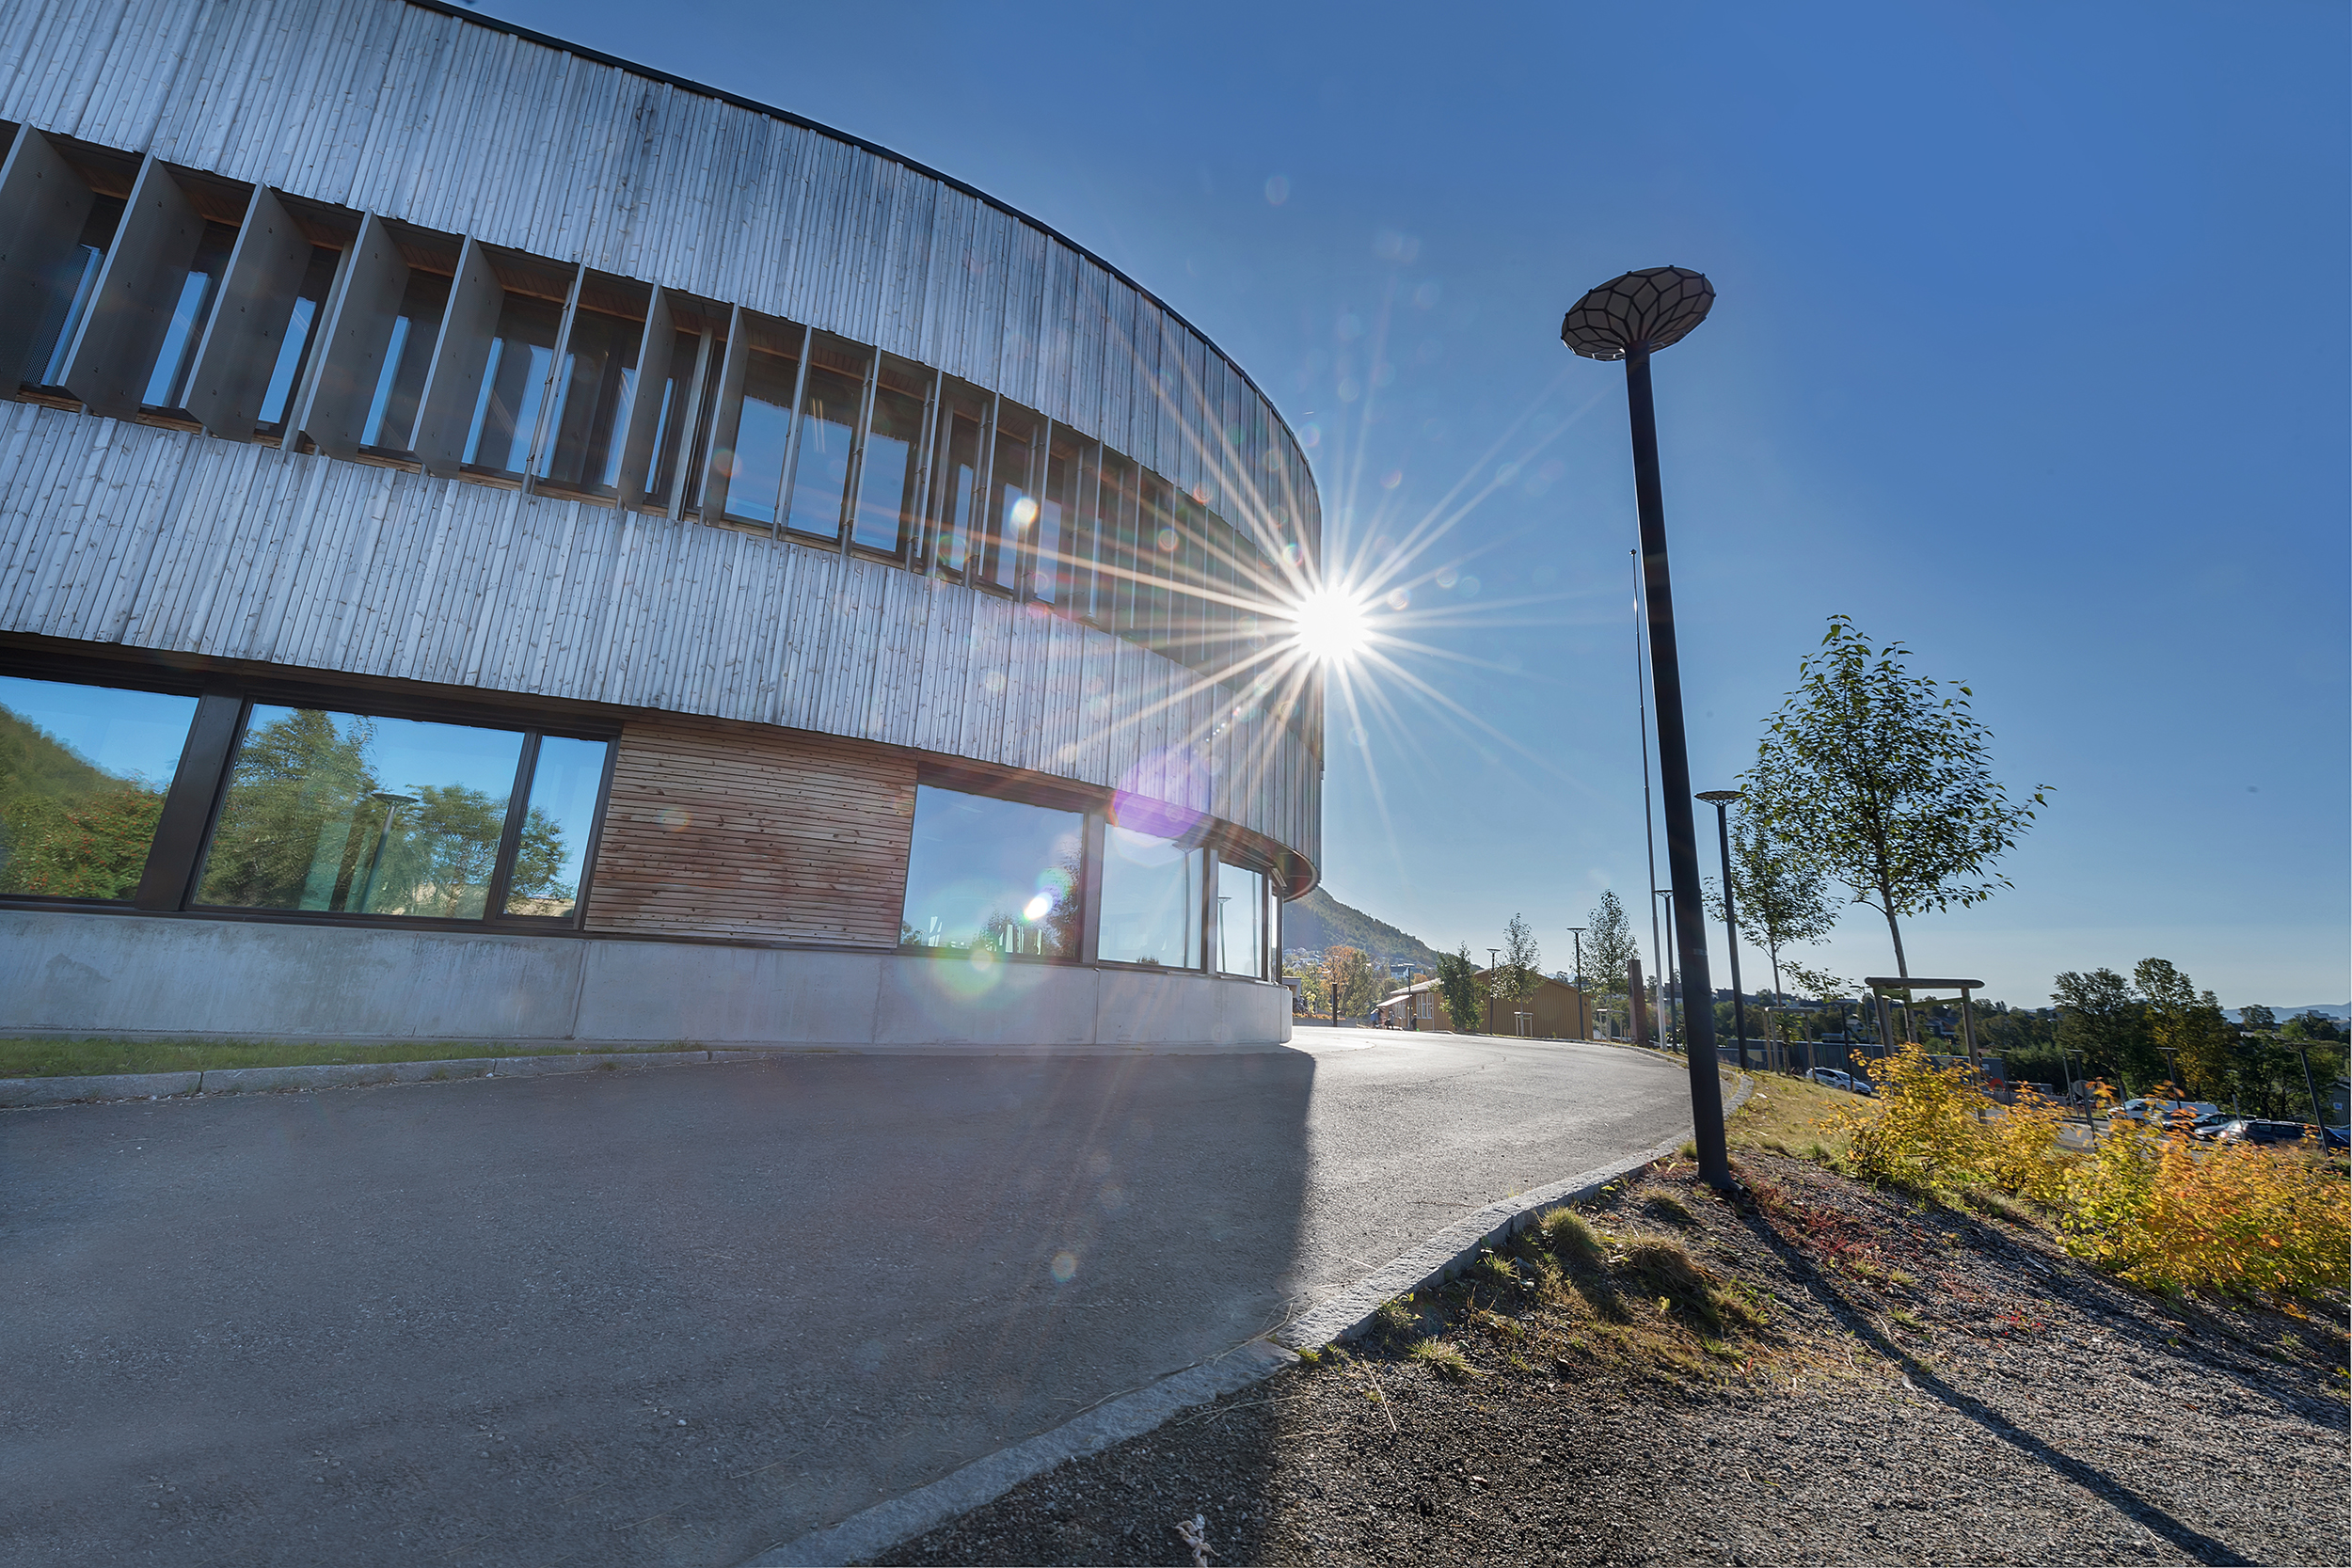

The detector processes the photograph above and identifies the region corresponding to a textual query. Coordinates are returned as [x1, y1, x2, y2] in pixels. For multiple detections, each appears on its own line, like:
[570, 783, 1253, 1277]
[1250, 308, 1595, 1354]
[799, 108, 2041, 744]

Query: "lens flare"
[1288, 586, 1373, 665]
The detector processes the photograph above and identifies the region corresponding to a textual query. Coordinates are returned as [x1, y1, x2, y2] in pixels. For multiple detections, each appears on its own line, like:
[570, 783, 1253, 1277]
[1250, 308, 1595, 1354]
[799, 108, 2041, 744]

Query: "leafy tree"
[1582, 891, 1641, 1032]
[2053, 967, 2154, 1089]
[1490, 912, 1542, 1026]
[2282, 1010, 2348, 1045]
[1436, 944, 1485, 1034]
[2238, 1004, 2277, 1034]
[1741, 616, 2048, 981]
[0, 706, 172, 898]
[2133, 958, 2234, 1099]
[1323, 945, 1379, 1023]
[196, 708, 379, 909]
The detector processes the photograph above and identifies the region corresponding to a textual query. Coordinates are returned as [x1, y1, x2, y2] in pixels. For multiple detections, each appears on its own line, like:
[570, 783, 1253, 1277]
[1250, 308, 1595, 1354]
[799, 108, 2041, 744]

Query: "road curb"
[0, 1051, 713, 1107]
[742, 1069, 1757, 1568]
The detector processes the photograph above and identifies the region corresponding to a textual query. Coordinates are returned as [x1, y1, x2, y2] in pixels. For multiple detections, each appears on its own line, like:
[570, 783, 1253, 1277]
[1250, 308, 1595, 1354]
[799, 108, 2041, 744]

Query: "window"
[359, 269, 452, 452]
[898, 784, 1081, 957]
[23, 196, 124, 388]
[0, 675, 199, 899]
[1418, 992, 1435, 1021]
[460, 289, 561, 472]
[537, 305, 641, 495]
[723, 317, 802, 527]
[1214, 859, 1267, 977]
[1035, 433, 1085, 607]
[1097, 824, 1201, 969]
[929, 399, 985, 578]
[785, 338, 866, 542]
[853, 357, 928, 556]
[141, 220, 240, 410]
[255, 245, 345, 436]
[981, 409, 1034, 593]
[193, 705, 607, 923]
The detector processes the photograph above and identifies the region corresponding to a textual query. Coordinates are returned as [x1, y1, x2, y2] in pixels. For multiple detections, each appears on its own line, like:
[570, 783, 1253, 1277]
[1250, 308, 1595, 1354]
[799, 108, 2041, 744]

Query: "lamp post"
[355, 790, 419, 913]
[1486, 946, 1501, 1035]
[1653, 888, 1679, 1051]
[1567, 926, 1587, 1041]
[1567, 266, 1728, 1186]
[1695, 790, 1749, 1074]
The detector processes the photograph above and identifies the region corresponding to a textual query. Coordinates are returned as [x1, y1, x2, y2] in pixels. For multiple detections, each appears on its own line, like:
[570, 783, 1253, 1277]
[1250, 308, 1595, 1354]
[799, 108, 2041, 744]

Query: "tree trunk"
[1879, 892, 1918, 1044]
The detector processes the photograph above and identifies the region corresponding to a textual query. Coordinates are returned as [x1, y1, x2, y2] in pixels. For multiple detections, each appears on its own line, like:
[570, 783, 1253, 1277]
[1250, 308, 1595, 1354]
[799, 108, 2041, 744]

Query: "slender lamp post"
[1486, 947, 1501, 1035]
[1696, 790, 1749, 1073]
[1566, 267, 1729, 1186]
[1567, 926, 1587, 1041]
[1653, 888, 1678, 1050]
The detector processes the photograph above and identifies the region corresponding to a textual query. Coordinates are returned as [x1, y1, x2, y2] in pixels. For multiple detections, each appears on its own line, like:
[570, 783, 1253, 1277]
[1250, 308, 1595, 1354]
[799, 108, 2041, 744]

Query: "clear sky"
[487, 0, 2349, 1012]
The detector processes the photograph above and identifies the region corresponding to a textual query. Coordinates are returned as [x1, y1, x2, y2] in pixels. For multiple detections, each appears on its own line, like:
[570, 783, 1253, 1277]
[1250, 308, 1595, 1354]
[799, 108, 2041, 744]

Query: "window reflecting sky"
[900, 785, 1082, 954]
[0, 677, 196, 784]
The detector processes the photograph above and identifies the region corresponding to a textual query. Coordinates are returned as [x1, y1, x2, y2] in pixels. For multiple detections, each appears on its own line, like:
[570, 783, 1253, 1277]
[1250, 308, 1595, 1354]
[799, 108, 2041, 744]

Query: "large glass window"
[785, 339, 866, 542]
[930, 404, 984, 577]
[0, 675, 199, 899]
[852, 357, 927, 555]
[898, 784, 1081, 958]
[500, 735, 607, 919]
[1034, 434, 1082, 607]
[194, 705, 606, 923]
[982, 413, 1033, 594]
[1215, 859, 1268, 977]
[1097, 824, 1201, 969]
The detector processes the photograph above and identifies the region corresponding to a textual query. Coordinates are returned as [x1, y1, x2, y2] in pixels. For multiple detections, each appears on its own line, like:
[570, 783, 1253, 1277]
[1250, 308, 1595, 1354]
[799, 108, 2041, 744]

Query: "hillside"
[1280, 886, 1444, 972]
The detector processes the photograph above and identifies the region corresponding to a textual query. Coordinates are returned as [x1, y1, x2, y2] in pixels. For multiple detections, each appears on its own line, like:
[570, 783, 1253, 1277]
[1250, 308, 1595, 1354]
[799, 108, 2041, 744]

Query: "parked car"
[2213, 1118, 2315, 1147]
[2110, 1098, 2219, 1126]
[1806, 1068, 1855, 1092]
[2185, 1113, 2238, 1140]
[2322, 1126, 2349, 1152]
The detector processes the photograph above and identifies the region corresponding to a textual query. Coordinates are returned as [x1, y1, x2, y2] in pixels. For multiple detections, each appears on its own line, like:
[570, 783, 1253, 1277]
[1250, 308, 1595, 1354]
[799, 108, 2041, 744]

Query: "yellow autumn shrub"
[1832, 1044, 2349, 1300]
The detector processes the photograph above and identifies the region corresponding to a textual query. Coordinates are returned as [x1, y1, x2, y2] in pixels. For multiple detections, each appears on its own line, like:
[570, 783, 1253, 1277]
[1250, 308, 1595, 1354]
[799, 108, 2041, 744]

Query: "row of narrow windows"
[0, 126, 1321, 750]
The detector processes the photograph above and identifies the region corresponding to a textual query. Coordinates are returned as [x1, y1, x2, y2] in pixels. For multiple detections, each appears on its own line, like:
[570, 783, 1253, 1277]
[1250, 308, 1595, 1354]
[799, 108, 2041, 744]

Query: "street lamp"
[1566, 926, 1587, 1041]
[1486, 946, 1501, 1035]
[1696, 790, 1749, 1074]
[356, 790, 419, 913]
[1566, 266, 1729, 1186]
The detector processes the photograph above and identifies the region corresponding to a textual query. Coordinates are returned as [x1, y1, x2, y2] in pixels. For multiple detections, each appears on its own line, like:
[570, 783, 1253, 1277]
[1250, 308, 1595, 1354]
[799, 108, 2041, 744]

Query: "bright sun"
[1290, 586, 1372, 664]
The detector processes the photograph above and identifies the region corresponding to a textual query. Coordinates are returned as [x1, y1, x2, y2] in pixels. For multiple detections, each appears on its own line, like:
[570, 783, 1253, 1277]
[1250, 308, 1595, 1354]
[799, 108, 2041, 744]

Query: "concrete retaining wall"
[0, 911, 1295, 1051]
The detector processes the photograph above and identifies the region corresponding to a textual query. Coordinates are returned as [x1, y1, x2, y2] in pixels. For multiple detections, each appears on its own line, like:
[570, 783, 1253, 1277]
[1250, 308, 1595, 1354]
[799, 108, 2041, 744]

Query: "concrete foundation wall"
[0, 911, 1295, 1052]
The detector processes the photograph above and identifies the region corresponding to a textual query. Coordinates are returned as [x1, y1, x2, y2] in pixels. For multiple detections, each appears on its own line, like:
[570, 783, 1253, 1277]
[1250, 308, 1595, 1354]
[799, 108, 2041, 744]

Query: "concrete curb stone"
[0, 1052, 718, 1107]
[0, 1070, 205, 1106]
[743, 1070, 1756, 1568]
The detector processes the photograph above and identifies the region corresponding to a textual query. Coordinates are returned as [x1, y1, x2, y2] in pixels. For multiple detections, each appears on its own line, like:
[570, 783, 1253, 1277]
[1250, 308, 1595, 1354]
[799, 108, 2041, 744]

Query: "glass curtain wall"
[0, 675, 199, 898]
[1215, 860, 1267, 977]
[1096, 824, 1201, 969]
[981, 410, 1034, 594]
[194, 705, 607, 922]
[898, 784, 1082, 957]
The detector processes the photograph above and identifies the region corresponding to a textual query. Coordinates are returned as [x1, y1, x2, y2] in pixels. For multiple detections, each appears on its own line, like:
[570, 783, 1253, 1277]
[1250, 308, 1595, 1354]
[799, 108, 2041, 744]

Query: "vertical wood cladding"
[586, 715, 915, 945]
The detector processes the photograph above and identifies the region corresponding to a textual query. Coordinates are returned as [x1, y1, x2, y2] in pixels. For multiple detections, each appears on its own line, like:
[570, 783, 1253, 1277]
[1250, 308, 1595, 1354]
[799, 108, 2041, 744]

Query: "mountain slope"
[1280, 887, 1444, 972]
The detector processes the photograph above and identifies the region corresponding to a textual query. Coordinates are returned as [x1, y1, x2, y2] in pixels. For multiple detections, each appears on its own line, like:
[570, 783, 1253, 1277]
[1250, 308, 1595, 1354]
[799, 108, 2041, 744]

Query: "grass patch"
[1406, 1338, 1478, 1381]
[1727, 1074, 1868, 1162]
[0, 1035, 687, 1079]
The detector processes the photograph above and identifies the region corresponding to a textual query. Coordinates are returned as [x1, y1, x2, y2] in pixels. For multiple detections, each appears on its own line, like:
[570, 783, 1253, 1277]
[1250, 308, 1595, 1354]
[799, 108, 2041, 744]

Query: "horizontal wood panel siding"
[588, 714, 914, 944]
[0, 0, 1319, 559]
[0, 404, 1320, 870]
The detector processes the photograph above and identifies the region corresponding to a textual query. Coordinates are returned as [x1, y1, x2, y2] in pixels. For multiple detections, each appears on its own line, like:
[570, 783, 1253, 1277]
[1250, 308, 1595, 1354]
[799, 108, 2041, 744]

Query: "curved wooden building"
[0, 0, 1321, 1050]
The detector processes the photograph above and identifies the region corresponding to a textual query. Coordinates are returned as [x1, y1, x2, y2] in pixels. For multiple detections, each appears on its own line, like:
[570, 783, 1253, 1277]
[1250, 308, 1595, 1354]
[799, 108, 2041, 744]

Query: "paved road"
[2, 1031, 1692, 1565]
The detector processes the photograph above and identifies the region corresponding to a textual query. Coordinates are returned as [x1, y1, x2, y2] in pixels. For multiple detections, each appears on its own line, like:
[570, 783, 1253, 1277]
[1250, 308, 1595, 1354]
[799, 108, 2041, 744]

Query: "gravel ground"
[880, 1143, 2349, 1566]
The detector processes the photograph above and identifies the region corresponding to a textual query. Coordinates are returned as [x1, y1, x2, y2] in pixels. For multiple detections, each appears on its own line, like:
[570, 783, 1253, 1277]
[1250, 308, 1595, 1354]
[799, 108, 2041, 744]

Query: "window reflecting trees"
[0, 675, 199, 898]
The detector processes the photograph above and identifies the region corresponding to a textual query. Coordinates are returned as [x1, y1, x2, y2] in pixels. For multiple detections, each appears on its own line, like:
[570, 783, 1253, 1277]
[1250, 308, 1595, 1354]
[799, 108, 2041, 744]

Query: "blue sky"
[491, 0, 2349, 1010]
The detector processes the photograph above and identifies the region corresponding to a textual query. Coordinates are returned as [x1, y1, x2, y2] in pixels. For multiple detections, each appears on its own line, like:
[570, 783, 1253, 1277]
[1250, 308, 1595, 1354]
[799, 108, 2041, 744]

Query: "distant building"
[1374, 970, 1592, 1038]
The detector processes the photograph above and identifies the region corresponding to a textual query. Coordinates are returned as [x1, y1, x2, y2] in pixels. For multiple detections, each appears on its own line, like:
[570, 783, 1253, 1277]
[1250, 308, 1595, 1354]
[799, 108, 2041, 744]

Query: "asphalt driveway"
[1, 1031, 1692, 1565]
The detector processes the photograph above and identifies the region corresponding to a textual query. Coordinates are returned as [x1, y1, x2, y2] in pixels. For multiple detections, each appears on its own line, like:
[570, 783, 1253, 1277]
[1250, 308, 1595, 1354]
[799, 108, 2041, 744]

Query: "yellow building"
[1374, 972, 1593, 1038]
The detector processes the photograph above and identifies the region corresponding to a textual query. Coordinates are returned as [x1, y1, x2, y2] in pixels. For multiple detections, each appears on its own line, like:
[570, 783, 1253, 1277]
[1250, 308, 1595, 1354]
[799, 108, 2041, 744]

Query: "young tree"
[2133, 958, 2235, 1098]
[1437, 944, 1485, 1034]
[1582, 891, 1641, 1034]
[1489, 913, 1542, 1032]
[1324, 945, 1379, 1024]
[1740, 616, 2048, 982]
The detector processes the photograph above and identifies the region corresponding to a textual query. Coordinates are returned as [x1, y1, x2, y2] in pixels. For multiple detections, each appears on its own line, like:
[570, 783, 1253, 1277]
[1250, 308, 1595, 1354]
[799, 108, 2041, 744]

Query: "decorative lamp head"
[1561, 267, 1715, 360]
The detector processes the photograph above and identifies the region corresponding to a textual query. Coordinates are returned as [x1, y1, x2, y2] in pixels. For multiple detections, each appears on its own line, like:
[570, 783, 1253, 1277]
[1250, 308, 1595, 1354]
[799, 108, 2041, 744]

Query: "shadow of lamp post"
[1565, 266, 1730, 1187]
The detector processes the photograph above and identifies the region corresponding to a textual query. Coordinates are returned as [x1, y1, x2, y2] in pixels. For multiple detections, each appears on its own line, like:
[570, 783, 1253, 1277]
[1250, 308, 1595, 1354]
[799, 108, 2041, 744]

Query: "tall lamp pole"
[1567, 926, 1587, 1041]
[1486, 947, 1501, 1035]
[1566, 267, 1730, 1187]
[1696, 790, 1749, 1074]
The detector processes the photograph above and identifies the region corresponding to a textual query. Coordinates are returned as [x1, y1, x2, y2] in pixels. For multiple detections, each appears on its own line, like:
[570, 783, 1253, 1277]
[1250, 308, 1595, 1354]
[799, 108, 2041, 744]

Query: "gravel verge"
[879, 1144, 2349, 1566]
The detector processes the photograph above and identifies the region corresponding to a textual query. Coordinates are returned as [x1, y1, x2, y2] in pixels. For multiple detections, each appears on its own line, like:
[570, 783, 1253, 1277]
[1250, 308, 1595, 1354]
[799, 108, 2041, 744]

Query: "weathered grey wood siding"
[0, 0, 1319, 554]
[0, 404, 1321, 868]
